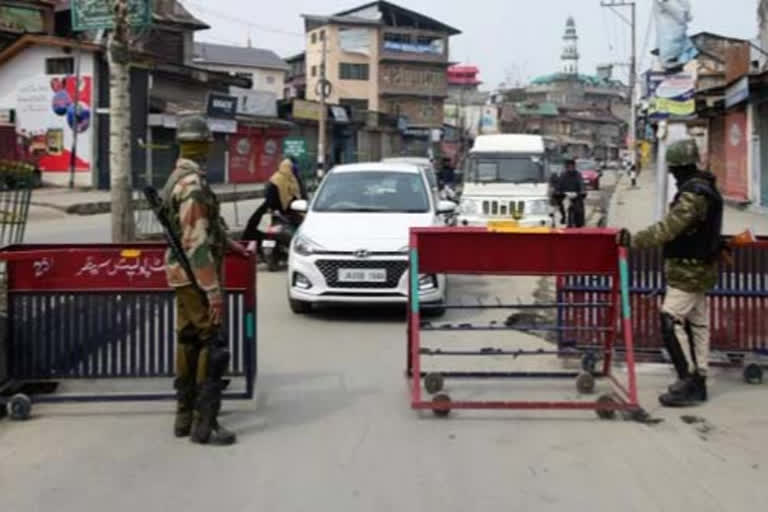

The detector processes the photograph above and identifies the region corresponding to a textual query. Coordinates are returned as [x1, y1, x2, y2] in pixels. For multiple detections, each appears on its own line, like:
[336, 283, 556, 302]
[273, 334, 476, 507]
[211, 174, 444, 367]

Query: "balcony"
[380, 33, 448, 64]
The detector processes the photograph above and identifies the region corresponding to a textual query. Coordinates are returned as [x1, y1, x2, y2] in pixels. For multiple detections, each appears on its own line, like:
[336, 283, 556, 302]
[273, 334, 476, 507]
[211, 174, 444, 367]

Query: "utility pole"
[317, 32, 328, 178]
[109, 0, 136, 242]
[601, 0, 637, 168]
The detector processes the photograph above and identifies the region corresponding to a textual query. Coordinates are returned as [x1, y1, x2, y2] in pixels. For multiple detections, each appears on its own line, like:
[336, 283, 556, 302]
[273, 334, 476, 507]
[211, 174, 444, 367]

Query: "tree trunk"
[108, 33, 136, 243]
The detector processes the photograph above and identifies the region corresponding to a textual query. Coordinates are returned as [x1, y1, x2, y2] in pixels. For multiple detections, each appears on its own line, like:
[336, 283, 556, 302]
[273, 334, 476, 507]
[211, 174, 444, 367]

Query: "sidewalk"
[30, 182, 265, 215]
[609, 166, 768, 235]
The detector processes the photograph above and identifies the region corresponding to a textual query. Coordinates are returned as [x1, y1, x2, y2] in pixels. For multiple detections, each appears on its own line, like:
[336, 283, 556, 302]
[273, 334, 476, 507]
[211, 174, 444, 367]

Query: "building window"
[311, 65, 318, 77]
[320, 30, 325, 41]
[384, 33, 411, 44]
[311, 32, 317, 44]
[339, 63, 369, 81]
[45, 57, 74, 75]
[266, 76, 276, 85]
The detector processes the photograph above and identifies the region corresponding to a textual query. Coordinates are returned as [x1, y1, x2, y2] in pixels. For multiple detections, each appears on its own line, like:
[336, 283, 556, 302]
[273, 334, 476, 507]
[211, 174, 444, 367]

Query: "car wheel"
[289, 298, 312, 315]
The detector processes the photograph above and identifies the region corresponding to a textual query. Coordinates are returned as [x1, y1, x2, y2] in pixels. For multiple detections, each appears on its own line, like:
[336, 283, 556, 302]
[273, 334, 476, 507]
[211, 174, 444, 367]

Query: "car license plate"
[338, 269, 387, 283]
[262, 240, 277, 249]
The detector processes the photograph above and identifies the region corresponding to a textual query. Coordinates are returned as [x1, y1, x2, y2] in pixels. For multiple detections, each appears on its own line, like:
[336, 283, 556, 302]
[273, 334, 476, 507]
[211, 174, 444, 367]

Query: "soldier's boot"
[190, 381, 237, 446]
[659, 373, 707, 407]
[174, 377, 196, 438]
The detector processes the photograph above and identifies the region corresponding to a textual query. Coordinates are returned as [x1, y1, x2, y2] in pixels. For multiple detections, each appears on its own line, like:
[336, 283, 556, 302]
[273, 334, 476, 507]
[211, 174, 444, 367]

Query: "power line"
[182, 1, 304, 38]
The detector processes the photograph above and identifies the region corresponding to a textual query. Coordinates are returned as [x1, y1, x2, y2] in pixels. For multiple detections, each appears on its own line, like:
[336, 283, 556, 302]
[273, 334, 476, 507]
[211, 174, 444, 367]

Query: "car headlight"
[293, 234, 323, 257]
[528, 199, 550, 216]
[460, 199, 478, 215]
[419, 274, 438, 291]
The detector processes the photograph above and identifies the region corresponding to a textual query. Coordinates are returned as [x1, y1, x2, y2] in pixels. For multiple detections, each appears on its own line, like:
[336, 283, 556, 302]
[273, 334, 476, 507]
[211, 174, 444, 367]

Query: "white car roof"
[329, 162, 424, 174]
[471, 134, 545, 154]
[382, 157, 432, 166]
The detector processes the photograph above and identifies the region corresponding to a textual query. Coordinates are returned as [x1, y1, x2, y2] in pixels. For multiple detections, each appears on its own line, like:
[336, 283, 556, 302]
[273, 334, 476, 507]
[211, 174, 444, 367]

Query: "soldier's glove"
[616, 229, 632, 248]
[207, 289, 224, 326]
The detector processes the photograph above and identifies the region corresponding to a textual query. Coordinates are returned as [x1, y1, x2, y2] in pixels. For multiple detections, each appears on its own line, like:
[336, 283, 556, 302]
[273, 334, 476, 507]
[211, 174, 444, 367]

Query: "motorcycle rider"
[620, 139, 723, 407]
[242, 158, 302, 254]
[553, 157, 586, 227]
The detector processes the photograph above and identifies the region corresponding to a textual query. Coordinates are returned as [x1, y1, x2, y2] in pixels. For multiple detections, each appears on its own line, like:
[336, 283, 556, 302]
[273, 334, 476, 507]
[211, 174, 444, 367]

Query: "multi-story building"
[302, 0, 460, 132]
[284, 52, 307, 100]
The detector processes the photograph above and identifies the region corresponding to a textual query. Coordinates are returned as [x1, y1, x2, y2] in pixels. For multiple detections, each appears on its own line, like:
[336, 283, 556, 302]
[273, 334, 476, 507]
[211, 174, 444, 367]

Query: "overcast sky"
[185, 0, 758, 89]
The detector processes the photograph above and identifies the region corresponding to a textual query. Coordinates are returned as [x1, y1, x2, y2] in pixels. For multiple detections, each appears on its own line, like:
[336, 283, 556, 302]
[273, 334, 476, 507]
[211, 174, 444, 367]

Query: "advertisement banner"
[339, 28, 371, 56]
[724, 109, 748, 201]
[228, 131, 284, 183]
[230, 87, 277, 117]
[647, 72, 695, 121]
[293, 99, 322, 121]
[15, 75, 93, 172]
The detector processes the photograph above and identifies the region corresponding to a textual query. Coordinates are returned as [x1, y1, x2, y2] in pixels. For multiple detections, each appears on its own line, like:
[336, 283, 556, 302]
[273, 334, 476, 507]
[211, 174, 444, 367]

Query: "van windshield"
[467, 155, 545, 184]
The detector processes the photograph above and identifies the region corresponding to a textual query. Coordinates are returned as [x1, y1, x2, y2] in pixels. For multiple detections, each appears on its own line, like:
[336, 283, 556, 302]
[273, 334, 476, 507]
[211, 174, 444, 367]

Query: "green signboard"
[283, 136, 308, 160]
[71, 0, 152, 32]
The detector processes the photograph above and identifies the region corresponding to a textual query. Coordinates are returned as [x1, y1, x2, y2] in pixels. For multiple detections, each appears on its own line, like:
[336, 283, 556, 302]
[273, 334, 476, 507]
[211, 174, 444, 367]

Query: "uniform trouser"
[662, 287, 710, 375]
[175, 285, 217, 412]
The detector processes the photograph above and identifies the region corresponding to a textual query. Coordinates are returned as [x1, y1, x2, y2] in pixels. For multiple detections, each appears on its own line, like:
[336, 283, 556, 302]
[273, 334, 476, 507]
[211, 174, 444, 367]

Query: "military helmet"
[666, 139, 699, 167]
[176, 113, 213, 143]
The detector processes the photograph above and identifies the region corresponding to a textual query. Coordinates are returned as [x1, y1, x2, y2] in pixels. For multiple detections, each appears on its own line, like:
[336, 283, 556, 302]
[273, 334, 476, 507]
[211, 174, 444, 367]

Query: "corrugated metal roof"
[194, 42, 289, 71]
[515, 102, 559, 117]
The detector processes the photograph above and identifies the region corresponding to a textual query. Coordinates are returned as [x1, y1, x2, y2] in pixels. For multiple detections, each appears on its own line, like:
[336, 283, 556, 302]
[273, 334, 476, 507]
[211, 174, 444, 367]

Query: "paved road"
[5, 172, 768, 511]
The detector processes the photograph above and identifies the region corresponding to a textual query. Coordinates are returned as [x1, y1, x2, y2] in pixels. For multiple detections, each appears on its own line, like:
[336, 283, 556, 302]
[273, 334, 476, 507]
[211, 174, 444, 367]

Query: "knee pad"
[660, 312, 689, 378]
[207, 343, 231, 381]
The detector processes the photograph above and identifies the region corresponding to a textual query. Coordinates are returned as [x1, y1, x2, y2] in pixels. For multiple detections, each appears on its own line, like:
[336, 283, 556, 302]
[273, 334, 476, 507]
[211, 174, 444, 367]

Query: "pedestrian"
[618, 139, 723, 407]
[161, 113, 248, 445]
[242, 157, 302, 250]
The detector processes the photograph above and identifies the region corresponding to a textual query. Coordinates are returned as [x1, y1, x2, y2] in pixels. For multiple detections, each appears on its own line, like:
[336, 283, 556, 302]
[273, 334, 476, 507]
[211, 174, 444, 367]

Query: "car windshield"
[468, 156, 545, 184]
[576, 160, 597, 171]
[313, 171, 430, 213]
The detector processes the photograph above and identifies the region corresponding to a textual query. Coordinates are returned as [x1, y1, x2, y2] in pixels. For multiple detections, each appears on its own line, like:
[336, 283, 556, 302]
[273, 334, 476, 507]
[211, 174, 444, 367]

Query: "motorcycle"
[563, 191, 586, 228]
[261, 212, 301, 272]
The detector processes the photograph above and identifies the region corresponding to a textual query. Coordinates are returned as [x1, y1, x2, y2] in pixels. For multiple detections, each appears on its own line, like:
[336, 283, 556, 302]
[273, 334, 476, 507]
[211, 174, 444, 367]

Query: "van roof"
[470, 134, 545, 154]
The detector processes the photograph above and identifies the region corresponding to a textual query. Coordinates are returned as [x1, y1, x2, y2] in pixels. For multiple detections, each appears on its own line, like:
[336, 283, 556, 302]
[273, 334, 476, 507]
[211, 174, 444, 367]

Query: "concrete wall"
[195, 62, 286, 99]
[305, 24, 380, 111]
[0, 45, 98, 187]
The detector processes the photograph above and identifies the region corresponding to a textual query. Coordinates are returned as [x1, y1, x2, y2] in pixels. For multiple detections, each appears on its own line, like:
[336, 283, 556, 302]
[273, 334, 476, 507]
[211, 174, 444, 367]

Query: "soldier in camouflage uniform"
[162, 113, 248, 445]
[623, 139, 723, 407]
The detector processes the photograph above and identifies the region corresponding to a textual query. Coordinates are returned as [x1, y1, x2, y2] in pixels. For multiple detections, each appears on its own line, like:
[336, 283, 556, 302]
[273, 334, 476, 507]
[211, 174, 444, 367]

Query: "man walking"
[622, 139, 723, 407]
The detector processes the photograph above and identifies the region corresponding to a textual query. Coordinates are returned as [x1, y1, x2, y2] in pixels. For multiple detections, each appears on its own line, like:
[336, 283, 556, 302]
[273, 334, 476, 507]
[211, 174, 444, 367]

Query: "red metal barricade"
[407, 227, 642, 419]
[0, 243, 257, 419]
[557, 241, 768, 383]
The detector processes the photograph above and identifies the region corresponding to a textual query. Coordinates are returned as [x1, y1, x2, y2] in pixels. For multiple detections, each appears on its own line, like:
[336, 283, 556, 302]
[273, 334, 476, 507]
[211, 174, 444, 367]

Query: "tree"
[109, 0, 136, 242]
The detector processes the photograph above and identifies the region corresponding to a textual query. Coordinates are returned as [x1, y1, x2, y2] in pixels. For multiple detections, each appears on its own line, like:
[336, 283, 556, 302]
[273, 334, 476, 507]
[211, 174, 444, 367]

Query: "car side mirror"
[437, 200, 457, 214]
[290, 200, 308, 213]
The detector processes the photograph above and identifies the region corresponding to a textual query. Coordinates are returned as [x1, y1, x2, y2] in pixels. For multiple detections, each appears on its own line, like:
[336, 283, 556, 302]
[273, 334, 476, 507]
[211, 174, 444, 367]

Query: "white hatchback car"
[287, 162, 456, 314]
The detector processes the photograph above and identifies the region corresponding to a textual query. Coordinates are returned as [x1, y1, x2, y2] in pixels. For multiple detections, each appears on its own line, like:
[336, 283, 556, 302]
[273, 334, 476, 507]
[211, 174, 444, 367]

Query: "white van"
[457, 134, 552, 227]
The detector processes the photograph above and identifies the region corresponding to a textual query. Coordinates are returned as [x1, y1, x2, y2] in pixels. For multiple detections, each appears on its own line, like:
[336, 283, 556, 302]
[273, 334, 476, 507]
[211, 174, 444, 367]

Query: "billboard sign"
[71, 0, 152, 32]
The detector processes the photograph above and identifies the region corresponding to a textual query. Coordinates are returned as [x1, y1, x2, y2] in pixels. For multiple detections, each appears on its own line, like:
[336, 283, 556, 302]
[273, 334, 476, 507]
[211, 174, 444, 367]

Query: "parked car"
[286, 162, 456, 314]
[576, 159, 601, 190]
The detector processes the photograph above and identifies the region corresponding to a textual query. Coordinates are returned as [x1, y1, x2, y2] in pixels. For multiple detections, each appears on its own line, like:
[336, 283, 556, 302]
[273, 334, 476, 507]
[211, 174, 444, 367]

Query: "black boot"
[174, 377, 196, 438]
[659, 374, 707, 407]
[190, 381, 237, 446]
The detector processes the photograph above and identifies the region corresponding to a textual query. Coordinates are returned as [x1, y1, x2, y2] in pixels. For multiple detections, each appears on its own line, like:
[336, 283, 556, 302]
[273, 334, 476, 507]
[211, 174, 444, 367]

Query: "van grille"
[482, 200, 526, 219]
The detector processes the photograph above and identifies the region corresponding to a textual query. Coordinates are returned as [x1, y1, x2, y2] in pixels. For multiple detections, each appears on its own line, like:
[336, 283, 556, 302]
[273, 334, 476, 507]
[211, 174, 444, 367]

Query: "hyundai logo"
[354, 249, 370, 259]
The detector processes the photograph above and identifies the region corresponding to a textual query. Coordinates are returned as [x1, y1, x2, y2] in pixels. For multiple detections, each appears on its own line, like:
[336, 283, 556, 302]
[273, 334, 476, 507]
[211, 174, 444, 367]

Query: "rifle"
[143, 186, 209, 307]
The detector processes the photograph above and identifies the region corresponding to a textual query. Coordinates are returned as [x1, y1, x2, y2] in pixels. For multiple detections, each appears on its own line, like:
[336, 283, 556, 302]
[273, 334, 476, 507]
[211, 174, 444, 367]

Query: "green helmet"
[176, 113, 213, 143]
[666, 139, 699, 167]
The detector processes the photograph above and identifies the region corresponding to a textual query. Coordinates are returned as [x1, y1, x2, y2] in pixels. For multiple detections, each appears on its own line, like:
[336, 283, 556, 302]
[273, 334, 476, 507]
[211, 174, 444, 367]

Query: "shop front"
[228, 122, 291, 183]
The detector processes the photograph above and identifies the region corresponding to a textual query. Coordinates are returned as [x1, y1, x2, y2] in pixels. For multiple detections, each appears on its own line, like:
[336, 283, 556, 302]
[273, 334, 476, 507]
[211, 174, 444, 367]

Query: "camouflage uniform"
[162, 114, 236, 444]
[631, 139, 723, 406]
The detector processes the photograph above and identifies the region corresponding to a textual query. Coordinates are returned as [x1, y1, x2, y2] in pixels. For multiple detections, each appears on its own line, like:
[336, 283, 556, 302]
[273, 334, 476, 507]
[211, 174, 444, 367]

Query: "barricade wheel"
[432, 394, 452, 418]
[581, 352, 598, 374]
[596, 393, 617, 420]
[575, 372, 595, 394]
[424, 373, 445, 394]
[744, 364, 764, 385]
[8, 394, 31, 421]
